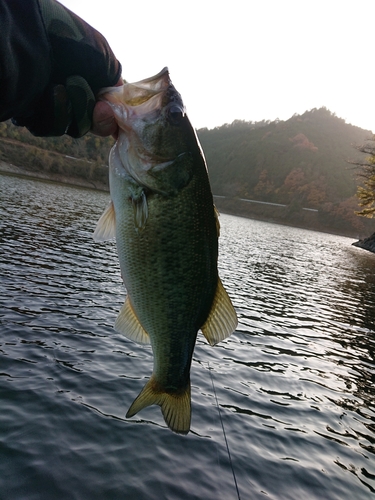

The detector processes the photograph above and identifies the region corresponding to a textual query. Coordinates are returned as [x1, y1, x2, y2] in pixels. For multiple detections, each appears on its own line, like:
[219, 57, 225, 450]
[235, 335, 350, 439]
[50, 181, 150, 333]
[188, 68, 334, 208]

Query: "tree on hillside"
[354, 138, 375, 218]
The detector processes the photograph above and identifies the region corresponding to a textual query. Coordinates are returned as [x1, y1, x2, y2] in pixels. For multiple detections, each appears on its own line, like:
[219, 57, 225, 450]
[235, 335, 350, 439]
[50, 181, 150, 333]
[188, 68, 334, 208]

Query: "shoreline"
[352, 233, 375, 254]
[0, 161, 109, 192]
[1, 161, 374, 252]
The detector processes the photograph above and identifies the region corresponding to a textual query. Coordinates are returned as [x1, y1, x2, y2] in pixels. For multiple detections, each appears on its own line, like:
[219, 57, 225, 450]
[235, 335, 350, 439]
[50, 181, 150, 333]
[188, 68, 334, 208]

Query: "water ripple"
[1, 175, 375, 499]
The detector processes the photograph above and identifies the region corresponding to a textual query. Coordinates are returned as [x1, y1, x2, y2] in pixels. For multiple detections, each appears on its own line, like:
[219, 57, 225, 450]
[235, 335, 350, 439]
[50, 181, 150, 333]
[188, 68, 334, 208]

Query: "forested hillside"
[0, 120, 113, 189]
[199, 107, 368, 203]
[197, 107, 373, 235]
[1, 107, 373, 236]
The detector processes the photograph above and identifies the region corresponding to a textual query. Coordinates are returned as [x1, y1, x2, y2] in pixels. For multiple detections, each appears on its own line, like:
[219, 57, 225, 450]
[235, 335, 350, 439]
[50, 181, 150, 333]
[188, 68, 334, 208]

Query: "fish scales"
[94, 68, 237, 434]
[115, 160, 218, 385]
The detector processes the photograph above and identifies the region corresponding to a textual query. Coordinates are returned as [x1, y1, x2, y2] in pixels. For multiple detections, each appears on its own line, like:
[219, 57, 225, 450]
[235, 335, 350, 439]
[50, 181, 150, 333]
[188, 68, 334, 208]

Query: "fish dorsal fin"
[114, 296, 151, 345]
[201, 278, 238, 346]
[93, 201, 116, 242]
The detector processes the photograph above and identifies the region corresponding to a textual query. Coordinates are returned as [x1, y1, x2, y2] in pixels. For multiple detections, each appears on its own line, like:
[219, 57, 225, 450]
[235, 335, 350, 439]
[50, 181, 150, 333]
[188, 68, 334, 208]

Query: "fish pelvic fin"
[93, 201, 116, 241]
[126, 376, 191, 435]
[201, 278, 238, 346]
[114, 297, 151, 344]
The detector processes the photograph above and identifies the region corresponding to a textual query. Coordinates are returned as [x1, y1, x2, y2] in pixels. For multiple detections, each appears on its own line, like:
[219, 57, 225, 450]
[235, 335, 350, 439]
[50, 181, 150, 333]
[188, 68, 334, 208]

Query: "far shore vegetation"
[1, 107, 374, 238]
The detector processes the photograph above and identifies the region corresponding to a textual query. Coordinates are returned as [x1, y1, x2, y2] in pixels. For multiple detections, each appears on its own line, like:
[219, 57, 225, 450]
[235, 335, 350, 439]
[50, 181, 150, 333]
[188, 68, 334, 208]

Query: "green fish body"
[94, 68, 237, 434]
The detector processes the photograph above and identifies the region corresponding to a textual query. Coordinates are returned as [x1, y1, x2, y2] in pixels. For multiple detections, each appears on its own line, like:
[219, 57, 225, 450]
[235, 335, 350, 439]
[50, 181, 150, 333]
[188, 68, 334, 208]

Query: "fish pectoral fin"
[201, 278, 238, 346]
[93, 201, 116, 241]
[114, 297, 151, 344]
[132, 190, 148, 230]
[126, 376, 191, 435]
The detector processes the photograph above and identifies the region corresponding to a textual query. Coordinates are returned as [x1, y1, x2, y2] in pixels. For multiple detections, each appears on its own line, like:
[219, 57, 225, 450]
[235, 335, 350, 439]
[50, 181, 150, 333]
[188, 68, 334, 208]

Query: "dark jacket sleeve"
[0, 0, 122, 137]
[0, 0, 51, 121]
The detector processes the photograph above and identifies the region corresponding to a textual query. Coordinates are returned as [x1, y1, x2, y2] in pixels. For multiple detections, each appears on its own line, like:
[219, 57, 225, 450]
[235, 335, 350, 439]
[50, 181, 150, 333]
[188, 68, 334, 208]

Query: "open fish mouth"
[99, 67, 171, 114]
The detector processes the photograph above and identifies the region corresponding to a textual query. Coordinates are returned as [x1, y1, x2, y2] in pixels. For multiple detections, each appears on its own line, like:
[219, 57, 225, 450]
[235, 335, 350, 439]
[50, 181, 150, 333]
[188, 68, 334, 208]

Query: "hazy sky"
[60, 0, 374, 133]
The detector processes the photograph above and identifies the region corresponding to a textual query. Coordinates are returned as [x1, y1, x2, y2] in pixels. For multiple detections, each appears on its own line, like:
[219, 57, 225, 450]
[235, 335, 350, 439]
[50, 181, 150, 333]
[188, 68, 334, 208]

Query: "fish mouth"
[99, 68, 171, 109]
[121, 67, 171, 107]
[102, 68, 187, 191]
[129, 67, 170, 91]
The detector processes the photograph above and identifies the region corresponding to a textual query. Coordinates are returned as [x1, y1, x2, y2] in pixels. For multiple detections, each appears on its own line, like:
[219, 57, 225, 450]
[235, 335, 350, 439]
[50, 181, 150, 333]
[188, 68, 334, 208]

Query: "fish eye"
[168, 105, 184, 125]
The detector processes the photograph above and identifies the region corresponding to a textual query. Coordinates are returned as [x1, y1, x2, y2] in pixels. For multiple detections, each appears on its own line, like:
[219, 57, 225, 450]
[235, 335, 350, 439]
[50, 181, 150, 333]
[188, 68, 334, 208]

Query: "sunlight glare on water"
[1, 174, 375, 500]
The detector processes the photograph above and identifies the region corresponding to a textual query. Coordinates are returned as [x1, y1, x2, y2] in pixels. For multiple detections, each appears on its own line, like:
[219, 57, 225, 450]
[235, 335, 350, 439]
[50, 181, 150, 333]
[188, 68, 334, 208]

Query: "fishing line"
[208, 363, 241, 500]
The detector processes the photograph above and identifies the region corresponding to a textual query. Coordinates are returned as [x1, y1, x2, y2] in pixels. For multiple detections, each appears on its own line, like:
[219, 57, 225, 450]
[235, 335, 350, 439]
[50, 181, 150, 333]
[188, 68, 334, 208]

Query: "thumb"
[91, 78, 124, 137]
[91, 101, 118, 137]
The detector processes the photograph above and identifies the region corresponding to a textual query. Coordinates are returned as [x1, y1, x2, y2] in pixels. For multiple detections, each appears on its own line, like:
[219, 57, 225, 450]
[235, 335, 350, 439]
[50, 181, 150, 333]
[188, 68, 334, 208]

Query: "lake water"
[1, 173, 375, 500]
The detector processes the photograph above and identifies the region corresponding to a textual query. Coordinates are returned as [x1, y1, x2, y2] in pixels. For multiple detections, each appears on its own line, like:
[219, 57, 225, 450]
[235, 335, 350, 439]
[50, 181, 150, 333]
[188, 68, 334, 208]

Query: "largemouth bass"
[94, 68, 237, 434]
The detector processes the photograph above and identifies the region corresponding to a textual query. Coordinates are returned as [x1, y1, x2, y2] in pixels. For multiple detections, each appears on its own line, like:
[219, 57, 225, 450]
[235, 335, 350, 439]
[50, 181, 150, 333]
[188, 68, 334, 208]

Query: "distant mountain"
[0, 107, 373, 236]
[197, 107, 374, 236]
[198, 107, 370, 203]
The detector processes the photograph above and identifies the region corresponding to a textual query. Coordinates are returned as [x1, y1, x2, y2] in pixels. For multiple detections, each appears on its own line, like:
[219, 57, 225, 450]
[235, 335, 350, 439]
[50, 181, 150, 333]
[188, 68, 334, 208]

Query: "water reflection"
[1, 175, 375, 499]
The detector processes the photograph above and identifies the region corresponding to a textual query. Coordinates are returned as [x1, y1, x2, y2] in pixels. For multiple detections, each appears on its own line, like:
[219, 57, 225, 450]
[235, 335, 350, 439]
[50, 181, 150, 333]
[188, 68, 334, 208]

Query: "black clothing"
[0, 0, 122, 137]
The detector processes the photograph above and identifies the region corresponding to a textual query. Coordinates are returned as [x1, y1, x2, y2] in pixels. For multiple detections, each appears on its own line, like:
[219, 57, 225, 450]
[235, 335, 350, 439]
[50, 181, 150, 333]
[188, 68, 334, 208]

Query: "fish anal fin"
[114, 297, 151, 345]
[93, 201, 116, 242]
[201, 278, 238, 346]
[126, 376, 191, 435]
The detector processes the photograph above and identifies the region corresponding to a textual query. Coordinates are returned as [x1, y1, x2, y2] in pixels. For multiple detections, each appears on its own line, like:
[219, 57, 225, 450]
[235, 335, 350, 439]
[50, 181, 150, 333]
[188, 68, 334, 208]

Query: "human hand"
[91, 79, 123, 138]
[12, 0, 122, 138]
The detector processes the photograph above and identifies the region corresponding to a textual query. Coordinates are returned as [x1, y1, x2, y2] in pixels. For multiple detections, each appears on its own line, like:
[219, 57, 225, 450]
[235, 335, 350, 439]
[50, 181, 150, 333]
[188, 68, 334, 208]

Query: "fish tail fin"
[126, 376, 191, 435]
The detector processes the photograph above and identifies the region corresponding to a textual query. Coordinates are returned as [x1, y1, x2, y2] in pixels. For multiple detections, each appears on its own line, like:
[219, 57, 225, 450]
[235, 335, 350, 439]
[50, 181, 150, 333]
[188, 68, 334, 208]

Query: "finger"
[91, 101, 117, 137]
[114, 77, 124, 87]
[92, 78, 124, 137]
